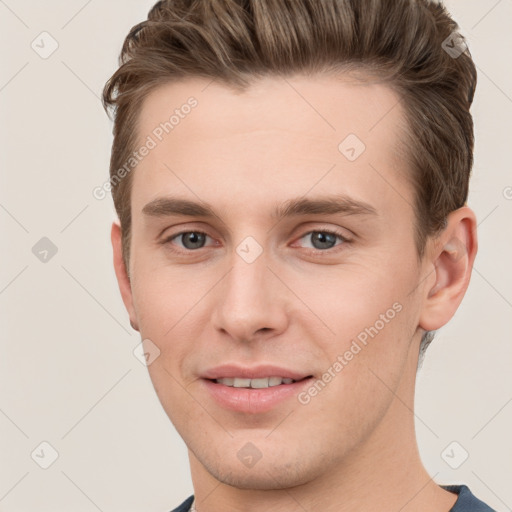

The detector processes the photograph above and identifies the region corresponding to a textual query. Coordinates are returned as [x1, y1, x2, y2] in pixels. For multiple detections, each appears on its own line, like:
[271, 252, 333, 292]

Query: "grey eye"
[309, 232, 338, 250]
[178, 232, 207, 250]
[299, 231, 343, 250]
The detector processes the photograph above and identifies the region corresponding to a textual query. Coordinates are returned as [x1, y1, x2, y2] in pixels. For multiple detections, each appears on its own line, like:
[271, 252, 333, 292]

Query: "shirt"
[169, 485, 497, 511]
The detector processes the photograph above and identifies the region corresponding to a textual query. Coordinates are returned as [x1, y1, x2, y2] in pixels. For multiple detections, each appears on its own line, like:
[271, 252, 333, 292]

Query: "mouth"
[210, 376, 311, 388]
[201, 367, 314, 413]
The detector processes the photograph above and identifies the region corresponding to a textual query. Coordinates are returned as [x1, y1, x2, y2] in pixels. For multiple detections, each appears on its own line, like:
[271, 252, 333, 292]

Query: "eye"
[296, 230, 346, 251]
[162, 229, 347, 253]
[166, 231, 213, 250]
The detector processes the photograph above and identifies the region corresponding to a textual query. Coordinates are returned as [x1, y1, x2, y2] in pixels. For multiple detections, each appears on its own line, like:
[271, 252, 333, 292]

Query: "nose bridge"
[228, 252, 268, 304]
[212, 245, 288, 341]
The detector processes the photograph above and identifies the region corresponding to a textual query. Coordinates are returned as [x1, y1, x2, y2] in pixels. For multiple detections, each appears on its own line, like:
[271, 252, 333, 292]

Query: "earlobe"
[419, 207, 478, 331]
[111, 223, 139, 331]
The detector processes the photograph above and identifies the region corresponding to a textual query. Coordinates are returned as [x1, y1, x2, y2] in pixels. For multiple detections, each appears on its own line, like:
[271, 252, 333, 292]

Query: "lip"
[200, 364, 313, 414]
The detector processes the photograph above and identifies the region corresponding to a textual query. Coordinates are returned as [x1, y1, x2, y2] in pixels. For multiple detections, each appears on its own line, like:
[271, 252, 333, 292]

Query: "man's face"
[124, 75, 430, 489]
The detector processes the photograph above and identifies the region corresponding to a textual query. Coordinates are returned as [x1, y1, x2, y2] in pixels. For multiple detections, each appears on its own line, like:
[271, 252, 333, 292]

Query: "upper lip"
[201, 364, 311, 381]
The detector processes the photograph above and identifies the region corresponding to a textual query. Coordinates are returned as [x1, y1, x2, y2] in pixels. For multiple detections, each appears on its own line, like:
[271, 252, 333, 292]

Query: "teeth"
[233, 378, 251, 388]
[215, 376, 296, 388]
[268, 376, 283, 387]
[250, 378, 269, 388]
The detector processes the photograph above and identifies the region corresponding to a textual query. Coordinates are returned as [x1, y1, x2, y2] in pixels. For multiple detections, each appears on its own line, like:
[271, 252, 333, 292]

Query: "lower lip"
[202, 378, 313, 414]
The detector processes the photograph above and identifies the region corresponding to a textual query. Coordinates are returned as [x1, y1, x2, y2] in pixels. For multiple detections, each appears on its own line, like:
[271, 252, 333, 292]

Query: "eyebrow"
[141, 194, 378, 220]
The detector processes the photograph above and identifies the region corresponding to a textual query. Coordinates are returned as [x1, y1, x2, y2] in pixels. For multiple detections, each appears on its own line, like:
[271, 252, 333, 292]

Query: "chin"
[194, 449, 321, 490]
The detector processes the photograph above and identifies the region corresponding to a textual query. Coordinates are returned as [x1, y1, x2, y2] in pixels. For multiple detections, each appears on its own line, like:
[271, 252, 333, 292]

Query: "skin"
[112, 74, 477, 512]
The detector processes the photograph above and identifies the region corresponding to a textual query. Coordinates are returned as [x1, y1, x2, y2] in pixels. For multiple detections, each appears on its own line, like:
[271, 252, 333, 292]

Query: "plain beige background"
[1, 1, 511, 511]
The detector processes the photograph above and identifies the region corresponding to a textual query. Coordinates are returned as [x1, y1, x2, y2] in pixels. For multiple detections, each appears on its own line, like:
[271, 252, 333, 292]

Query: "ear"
[419, 206, 478, 331]
[111, 222, 139, 331]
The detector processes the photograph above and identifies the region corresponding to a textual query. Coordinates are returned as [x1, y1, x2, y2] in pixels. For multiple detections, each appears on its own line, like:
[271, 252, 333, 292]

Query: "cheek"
[299, 267, 421, 414]
[134, 272, 206, 424]
[130, 259, 207, 335]
[296, 261, 415, 347]
[129, 270, 190, 383]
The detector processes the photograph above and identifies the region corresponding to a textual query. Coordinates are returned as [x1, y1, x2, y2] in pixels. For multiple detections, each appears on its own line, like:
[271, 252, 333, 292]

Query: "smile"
[202, 369, 314, 413]
[214, 377, 297, 388]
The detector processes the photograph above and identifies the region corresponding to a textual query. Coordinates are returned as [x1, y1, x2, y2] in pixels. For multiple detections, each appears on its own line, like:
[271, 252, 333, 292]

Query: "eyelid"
[158, 221, 215, 240]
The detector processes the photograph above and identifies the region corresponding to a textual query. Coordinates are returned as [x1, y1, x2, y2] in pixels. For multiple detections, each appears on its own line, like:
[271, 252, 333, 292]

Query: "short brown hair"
[103, 0, 477, 354]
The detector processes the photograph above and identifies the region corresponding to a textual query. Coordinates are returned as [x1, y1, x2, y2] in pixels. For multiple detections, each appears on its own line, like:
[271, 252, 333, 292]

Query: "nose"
[211, 249, 289, 344]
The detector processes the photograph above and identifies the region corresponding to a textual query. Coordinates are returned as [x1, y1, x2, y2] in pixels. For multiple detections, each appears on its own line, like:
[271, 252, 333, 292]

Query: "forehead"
[138, 73, 405, 148]
[132, 74, 411, 219]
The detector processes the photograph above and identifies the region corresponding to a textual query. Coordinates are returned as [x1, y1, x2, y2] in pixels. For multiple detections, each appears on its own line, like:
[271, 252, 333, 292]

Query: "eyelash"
[161, 228, 349, 254]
